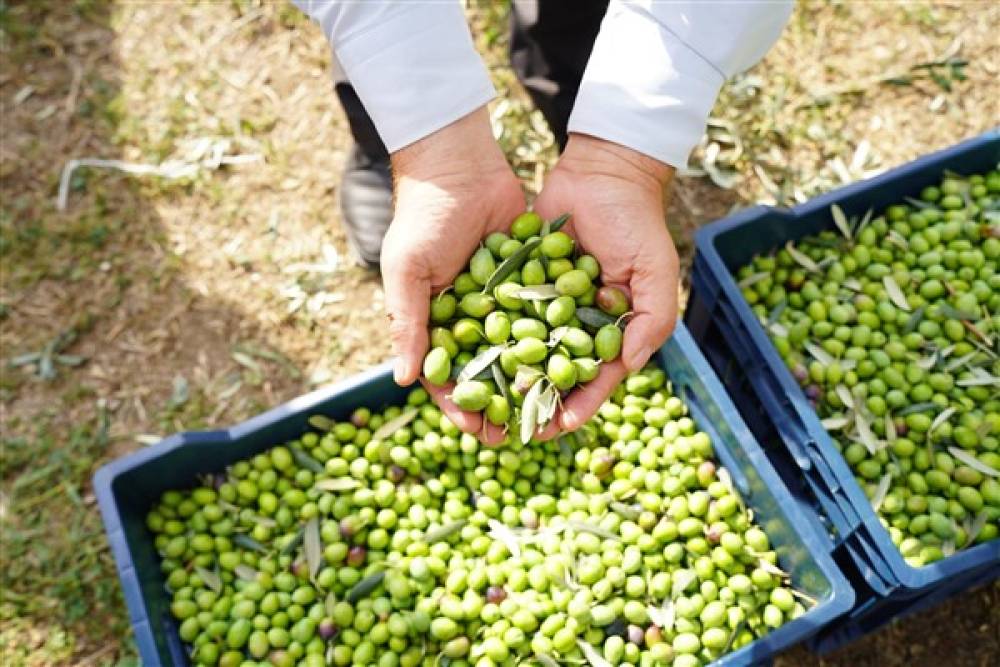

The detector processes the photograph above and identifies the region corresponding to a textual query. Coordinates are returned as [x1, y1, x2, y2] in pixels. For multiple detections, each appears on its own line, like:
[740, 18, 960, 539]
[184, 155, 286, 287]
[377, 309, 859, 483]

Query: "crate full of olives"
[685, 131, 1000, 649]
[94, 324, 853, 666]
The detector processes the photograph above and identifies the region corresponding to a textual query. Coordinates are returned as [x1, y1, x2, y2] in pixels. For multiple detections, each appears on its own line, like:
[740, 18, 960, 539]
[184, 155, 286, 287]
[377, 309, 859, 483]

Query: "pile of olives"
[421, 212, 630, 440]
[736, 169, 1000, 566]
[149, 366, 807, 666]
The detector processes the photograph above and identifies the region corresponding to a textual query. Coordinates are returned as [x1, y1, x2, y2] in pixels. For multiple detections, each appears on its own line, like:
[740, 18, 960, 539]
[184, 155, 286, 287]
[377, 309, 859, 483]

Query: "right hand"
[381, 106, 525, 444]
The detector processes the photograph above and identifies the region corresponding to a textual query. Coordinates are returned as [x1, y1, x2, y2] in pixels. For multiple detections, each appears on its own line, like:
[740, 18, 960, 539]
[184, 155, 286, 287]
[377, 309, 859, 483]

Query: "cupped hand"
[381, 106, 524, 444]
[533, 133, 679, 433]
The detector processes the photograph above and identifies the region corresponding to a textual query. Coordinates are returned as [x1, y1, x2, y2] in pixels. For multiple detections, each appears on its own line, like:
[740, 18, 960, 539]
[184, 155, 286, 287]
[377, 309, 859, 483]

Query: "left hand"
[533, 133, 679, 432]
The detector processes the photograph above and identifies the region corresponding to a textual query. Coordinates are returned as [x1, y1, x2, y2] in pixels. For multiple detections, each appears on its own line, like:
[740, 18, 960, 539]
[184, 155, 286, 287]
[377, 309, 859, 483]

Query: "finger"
[622, 249, 678, 371]
[382, 254, 431, 385]
[422, 380, 484, 434]
[534, 418, 562, 442]
[559, 359, 629, 431]
[480, 421, 508, 446]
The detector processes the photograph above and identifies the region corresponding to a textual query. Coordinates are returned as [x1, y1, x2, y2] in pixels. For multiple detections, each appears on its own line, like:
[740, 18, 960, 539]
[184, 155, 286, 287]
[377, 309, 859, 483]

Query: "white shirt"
[293, 0, 792, 168]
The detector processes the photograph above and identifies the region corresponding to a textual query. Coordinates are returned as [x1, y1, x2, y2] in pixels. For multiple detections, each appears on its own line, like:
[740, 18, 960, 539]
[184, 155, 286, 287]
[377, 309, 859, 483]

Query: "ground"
[0, 0, 998, 665]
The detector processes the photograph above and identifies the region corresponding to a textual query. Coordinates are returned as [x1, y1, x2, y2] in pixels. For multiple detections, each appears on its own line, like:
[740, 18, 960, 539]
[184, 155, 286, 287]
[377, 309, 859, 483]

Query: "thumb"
[381, 255, 431, 385]
[622, 253, 678, 372]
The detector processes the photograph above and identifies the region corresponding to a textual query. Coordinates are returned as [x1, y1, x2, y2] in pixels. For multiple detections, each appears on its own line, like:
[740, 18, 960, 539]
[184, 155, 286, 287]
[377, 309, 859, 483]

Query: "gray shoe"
[340, 145, 393, 270]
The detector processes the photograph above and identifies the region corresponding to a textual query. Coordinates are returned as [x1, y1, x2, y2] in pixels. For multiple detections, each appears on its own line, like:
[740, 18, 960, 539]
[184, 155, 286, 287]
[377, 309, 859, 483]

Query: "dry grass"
[0, 0, 998, 664]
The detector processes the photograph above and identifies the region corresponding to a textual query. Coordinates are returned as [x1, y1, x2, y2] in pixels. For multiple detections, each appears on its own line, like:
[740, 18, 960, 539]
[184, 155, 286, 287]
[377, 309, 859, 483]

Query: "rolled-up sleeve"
[569, 0, 792, 168]
[293, 1, 496, 153]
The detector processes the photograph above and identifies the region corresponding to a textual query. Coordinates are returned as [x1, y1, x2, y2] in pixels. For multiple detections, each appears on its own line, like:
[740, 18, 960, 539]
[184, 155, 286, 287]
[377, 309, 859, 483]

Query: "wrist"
[561, 133, 674, 191]
[391, 106, 509, 182]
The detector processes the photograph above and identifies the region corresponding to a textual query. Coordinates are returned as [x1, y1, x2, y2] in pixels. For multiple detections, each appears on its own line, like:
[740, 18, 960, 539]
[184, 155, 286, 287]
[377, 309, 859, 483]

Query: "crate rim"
[690, 129, 1000, 592]
[94, 324, 855, 665]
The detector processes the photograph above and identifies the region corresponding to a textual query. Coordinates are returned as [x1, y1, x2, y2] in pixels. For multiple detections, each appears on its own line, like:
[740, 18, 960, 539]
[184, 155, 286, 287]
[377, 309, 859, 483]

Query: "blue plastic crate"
[685, 130, 1000, 650]
[95, 324, 853, 665]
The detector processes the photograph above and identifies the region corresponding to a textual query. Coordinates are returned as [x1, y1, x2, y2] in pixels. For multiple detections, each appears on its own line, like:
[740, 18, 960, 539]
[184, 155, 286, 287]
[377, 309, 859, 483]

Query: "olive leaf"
[947, 447, 1000, 477]
[830, 204, 852, 241]
[647, 598, 675, 631]
[821, 415, 851, 431]
[576, 307, 618, 330]
[835, 384, 855, 410]
[756, 558, 789, 579]
[347, 571, 386, 603]
[290, 448, 324, 474]
[956, 370, 1000, 387]
[842, 278, 863, 292]
[516, 285, 560, 301]
[548, 212, 571, 232]
[937, 303, 979, 321]
[671, 569, 698, 598]
[790, 588, 819, 606]
[769, 322, 789, 338]
[767, 301, 787, 325]
[513, 365, 543, 394]
[232, 534, 268, 553]
[886, 230, 909, 251]
[308, 415, 335, 431]
[547, 326, 569, 347]
[521, 378, 546, 444]
[803, 341, 835, 366]
[492, 362, 512, 406]
[884, 413, 897, 443]
[234, 564, 259, 581]
[737, 272, 771, 289]
[567, 520, 619, 541]
[482, 238, 542, 293]
[304, 517, 322, 581]
[929, 407, 956, 436]
[902, 306, 925, 333]
[422, 520, 467, 544]
[784, 241, 819, 273]
[610, 501, 642, 521]
[536, 385, 559, 427]
[854, 412, 880, 455]
[898, 401, 937, 416]
[457, 345, 508, 384]
[904, 196, 934, 210]
[486, 519, 523, 558]
[371, 408, 418, 441]
[944, 351, 977, 372]
[535, 653, 560, 667]
[315, 478, 362, 492]
[870, 473, 892, 512]
[855, 208, 874, 236]
[942, 538, 956, 557]
[195, 566, 222, 594]
[325, 591, 339, 617]
[882, 275, 911, 312]
[576, 639, 613, 667]
[280, 525, 306, 556]
[964, 511, 988, 547]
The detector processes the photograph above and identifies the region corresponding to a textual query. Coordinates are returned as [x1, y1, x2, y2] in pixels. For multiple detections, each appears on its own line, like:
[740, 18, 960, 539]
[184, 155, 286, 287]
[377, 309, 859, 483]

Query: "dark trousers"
[337, 0, 609, 162]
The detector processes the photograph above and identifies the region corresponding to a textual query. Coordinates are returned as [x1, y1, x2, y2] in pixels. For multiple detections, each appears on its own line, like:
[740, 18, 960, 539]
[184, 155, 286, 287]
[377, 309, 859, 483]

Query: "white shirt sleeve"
[569, 0, 793, 168]
[292, 1, 496, 153]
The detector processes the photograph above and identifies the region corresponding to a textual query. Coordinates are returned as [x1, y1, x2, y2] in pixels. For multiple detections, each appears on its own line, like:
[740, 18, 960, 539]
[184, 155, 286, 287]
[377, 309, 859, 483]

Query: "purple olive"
[486, 586, 507, 604]
[347, 546, 366, 567]
[318, 619, 338, 640]
[791, 365, 809, 384]
[627, 624, 645, 646]
[388, 465, 406, 483]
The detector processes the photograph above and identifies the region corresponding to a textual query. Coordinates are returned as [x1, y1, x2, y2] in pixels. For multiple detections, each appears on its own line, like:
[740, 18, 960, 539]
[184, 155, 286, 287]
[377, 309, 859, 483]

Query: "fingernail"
[394, 359, 411, 385]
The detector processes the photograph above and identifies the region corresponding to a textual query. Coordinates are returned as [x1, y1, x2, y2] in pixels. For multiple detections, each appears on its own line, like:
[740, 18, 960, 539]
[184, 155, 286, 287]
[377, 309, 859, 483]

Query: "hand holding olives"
[421, 211, 633, 443]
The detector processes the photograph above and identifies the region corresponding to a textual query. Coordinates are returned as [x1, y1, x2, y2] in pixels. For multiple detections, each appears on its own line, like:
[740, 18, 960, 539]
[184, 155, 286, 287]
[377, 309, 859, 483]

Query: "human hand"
[381, 106, 525, 443]
[533, 133, 679, 432]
